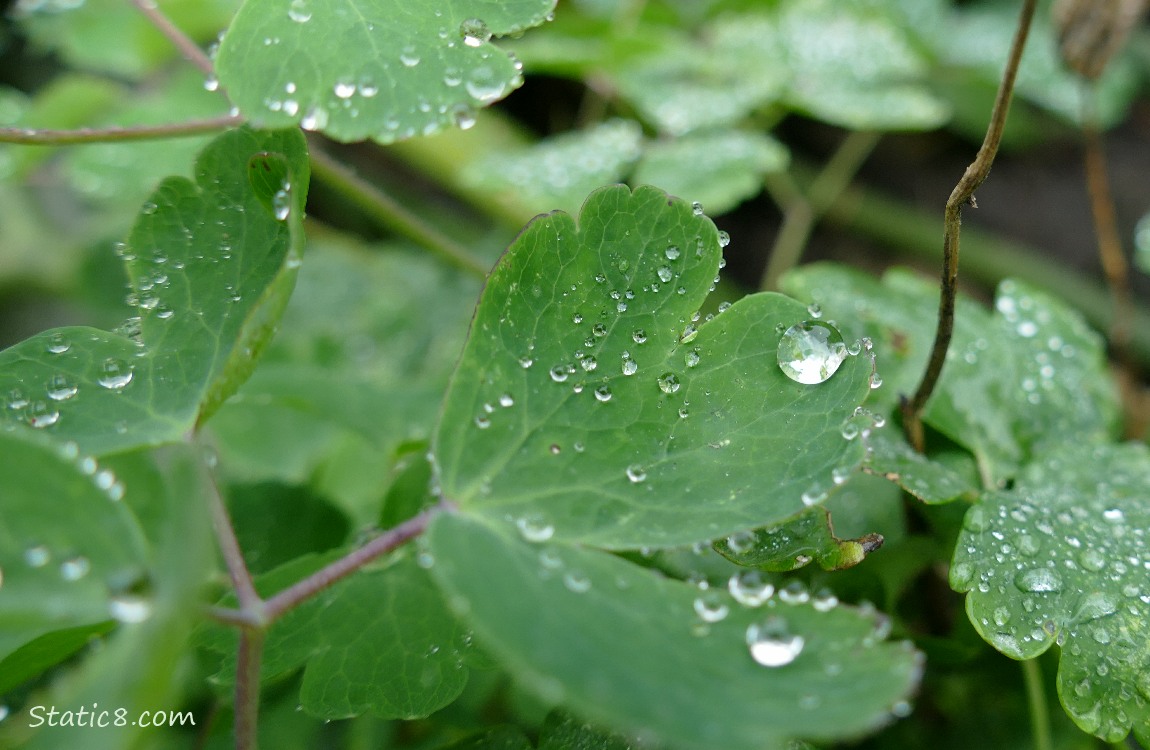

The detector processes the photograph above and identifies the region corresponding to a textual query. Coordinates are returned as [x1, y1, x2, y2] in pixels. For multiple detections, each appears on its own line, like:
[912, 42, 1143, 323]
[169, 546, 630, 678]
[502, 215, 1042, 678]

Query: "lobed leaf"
[0, 127, 309, 457]
[427, 512, 923, 750]
[951, 443, 1150, 744]
[215, 0, 555, 143]
[434, 185, 873, 549]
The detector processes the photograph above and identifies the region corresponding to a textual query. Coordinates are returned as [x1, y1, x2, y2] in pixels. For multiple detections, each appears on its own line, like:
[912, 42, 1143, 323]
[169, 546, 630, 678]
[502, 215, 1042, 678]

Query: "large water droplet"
[27, 401, 60, 428]
[728, 571, 774, 607]
[777, 320, 848, 384]
[460, 18, 492, 47]
[97, 358, 133, 390]
[746, 616, 804, 667]
[46, 374, 77, 401]
[45, 332, 71, 354]
[287, 0, 311, 22]
[1014, 567, 1063, 593]
[656, 372, 680, 394]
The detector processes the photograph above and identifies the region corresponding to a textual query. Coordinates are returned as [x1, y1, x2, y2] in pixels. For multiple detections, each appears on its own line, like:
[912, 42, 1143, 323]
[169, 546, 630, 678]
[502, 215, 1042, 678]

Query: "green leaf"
[714, 505, 884, 572]
[0, 430, 149, 661]
[773, 0, 949, 131]
[0, 127, 309, 456]
[215, 0, 555, 143]
[227, 482, 351, 574]
[201, 553, 476, 720]
[0, 443, 214, 750]
[782, 265, 1119, 484]
[950, 443, 1150, 744]
[862, 429, 978, 505]
[464, 119, 643, 216]
[434, 185, 873, 549]
[632, 129, 789, 215]
[0, 622, 115, 696]
[442, 726, 532, 750]
[427, 512, 923, 749]
[539, 710, 633, 750]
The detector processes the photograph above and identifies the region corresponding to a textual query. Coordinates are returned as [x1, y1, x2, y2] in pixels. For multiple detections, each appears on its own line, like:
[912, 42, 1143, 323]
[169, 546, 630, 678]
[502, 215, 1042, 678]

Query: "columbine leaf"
[427, 512, 922, 749]
[632, 129, 789, 215]
[0, 127, 309, 456]
[201, 553, 477, 720]
[783, 265, 1119, 484]
[950, 443, 1150, 744]
[464, 119, 643, 215]
[0, 430, 148, 661]
[539, 710, 633, 750]
[862, 429, 978, 505]
[215, 0, 555, 143]
[714, 505, 884, 572]
[433, 185, 872, 549]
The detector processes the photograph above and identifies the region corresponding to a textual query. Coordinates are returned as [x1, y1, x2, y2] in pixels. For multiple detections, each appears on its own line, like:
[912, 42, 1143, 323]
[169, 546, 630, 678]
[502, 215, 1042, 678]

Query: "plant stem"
[205, 469, 263, 613]
[761, 130, 880, 290]
[127, 0, 216, 76]
[234, 629, 265, 750]
[308, 147, 489, 279]
[1022, 658, 1053, 750]
[0, 115, 244, 145]
[901, 0, 1037, 452]
[261, 501, 450, 622]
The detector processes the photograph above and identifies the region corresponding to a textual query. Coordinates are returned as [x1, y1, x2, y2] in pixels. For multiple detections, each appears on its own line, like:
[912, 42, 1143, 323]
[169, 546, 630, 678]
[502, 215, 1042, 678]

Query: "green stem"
[308, 147, 488, 279]
[901, 0, 1037, 451]
[0, 114, 243, 145]
[761, 130, 880, 290]
[1022, 658, 1054, 750]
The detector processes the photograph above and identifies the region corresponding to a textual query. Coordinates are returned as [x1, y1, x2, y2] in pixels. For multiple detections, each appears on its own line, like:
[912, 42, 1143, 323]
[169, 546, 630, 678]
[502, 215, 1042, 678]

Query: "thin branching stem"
[901, 0, 1037, 452]
[262, 501, 451, 622]
[234, 629, 265, 750]
[1022, 658, 1053, 750]
[126, 0, 216, 76]
[0, 115, 244, 145]
[308, 147, 489, 278]
[205, 467, 264, 613]
[761, 130, 880, 290]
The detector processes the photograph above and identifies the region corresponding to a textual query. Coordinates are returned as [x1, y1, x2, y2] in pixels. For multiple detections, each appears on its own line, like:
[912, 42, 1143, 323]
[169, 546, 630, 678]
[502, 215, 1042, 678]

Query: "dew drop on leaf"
[593, 385, 612, 402]
[27, 401, 60, 428]
[746, 616, 804, 667]
[45, 374, 78, 401]
[516, 515, 555, 543]
[287, 0, 311, 22]
[45, 332, 70, 354]
[109, 593, 153, 623]
[24, 544, 50, 567]
[693, 592, 730, 623]
[728, 571, 774, 607]
[1014, 567, 1063, 593]
[656, 373, 680, 394]
[777, 320, 848, 384]
[60, 556, 90, 581]
[625, 464, 647, 483]
[97, 358, 134, 390]
[563, 570, 591, 593]
[459, 18, 492, 47]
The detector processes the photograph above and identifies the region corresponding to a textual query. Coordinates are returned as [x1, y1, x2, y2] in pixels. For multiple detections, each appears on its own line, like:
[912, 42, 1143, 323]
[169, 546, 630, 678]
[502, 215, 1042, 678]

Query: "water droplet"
[1014, 567, 1063, 593]
[657, 265, 673, 283]
[465, 65, 506, 102]
[550, 365, 570, 383]
[563, 570, 591, 593]
[593, 385, 612, 402]
[516, 515, 555, 542]
[746, 616, 804, 667]
[46, 332, 70, 354]
[665, 245, 681, 260]
[812, 588, 839, 612]
[691, 202, 704, 216]
[460, 18, 492, 47]
[519, 356, 534, 369]
[656, 373, 680, 394]
[474, 415, 491, 429]
[109, 594, 152, 623]
[287, 0, 311, 22]
[621, 355, 638, 376]
[97, 358, 133, 390]
[778, 580, 809, 605]
[728, 571, 774, 607]
[46, 374, 77, 401]
[631, 329, 647, 344]
[679, 324, 698, 343]
[399, 44, 421, 66]
[300, 105, 329, 131]
[60, 556, 90, 581]
[693, 592, 730, 623]
[1079, 548, 1106, 572]
[950, 561, 974, 589]
[333, 80, 356, 99]
[625, 464, 647, 483]
[7, 388, 29, 410]
[777, 320, 848, 385]
[141, 201, 158, 215]
[27, 401, 60, 428]
[717, 231, 730, 248]
[806, 303, 822, 318]
[24, 545, 50, 567]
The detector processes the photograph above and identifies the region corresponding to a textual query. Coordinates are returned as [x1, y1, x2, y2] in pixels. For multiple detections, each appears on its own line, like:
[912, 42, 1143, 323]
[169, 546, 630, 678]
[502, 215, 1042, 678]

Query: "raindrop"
[684, 349, 701, 368]
[460, 18, 492, 47]
[474, 415, 491, 429]
[632, 329, 647, 344]
[549, 365, 570, 383]
[657, 373, 680, 394]
[778, 580, 809, 605]
[812, 588, 839, 612]
[621, 354, 638, 376]
[717, 231, 730, 248]
[287, 0, 311, 22]
[693, 592, 730, 623]
[109, 594, 152, 623]
[465, 66, 506, 102]
[806, 302, 822, 319]
[665, 245, 681, 260]
[46, 374, 78, 401]
[27, 401, 60, 428]
[625, 464, 647, 483]
[516, 515, 555, 542]
[273, 185, 291, 221]
[777, 320, 848, 385]
[746, 616, 804, 667]
[60, 556, 90, 581]
[399, 45, 421, 66]
[593, 385, 612, 402]
[333, 80, 356, 99]
[24, 545, 50, 567]
[97, 358, 133, 390]
[563, 570, 591, 593]
[592, 323, 608, 337]
[300, 105, 329, 131]
[692, 202, 704, 216]
[45, 332, 70, 354]
[728, 571, 774, 607]
[1079, 548, 1106, 572]
[679, 324, 698, 343]
[1014, 567, 1063, 593]
[7, 388, 29, 410]
[657, 266, 673, 283]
